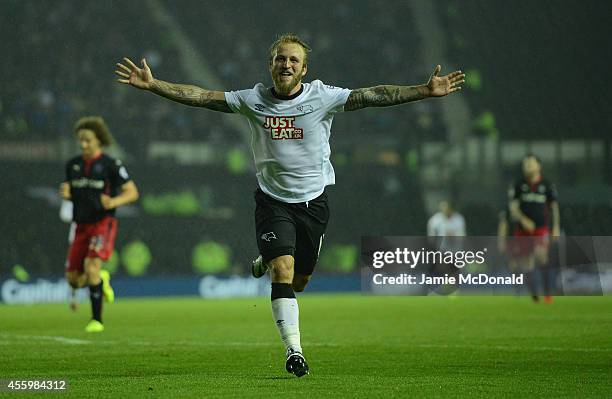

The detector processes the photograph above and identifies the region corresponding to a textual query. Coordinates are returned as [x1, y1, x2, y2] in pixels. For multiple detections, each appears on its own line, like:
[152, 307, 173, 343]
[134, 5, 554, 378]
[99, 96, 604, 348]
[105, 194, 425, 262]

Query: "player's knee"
[84, 258, 102, 284]
[269, 255, 294, 280]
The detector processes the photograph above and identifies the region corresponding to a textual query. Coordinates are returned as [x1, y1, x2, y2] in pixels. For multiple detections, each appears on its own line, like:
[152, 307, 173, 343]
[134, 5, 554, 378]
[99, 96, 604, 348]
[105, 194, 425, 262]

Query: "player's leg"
[270, 253, 301, 355]
[282, 192, 329, 376]
[292, 191, 329, 293]
[269, 256, 301, 348]
[65, 225, 89, 312]
[93, 218, 117, 303]
[534, 237, 552, 303]
[252, 189, 307, 376]
[251, 190, 289, 278]
[84, 256, 104, 331]
[291, 236, 323, 292]
[65, 271, 87, 311]
[66, 271, 88, 289]
[269, 254, 309, 377]
[513, 235, 539, 301]
[83, 218, 118, 332]
[521, 253, 538, 302]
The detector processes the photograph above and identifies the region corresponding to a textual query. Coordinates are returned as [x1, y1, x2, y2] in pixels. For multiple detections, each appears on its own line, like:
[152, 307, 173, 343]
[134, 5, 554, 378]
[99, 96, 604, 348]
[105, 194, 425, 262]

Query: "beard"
[272, 69, 303, 95]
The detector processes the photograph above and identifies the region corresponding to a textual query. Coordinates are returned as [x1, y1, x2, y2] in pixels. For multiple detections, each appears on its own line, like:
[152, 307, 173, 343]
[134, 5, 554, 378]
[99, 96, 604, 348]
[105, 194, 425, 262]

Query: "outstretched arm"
[115, 57, 232, 113]
[345, 65, 464, 112]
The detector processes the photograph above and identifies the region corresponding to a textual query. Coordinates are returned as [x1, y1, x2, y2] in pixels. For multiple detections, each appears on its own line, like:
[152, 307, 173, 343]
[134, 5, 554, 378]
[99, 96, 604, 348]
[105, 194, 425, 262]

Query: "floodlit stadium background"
[1, 0, 611, 300]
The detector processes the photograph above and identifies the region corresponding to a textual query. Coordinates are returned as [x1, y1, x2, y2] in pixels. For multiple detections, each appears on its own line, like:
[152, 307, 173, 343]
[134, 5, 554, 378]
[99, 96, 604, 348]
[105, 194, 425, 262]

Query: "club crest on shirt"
[263, 116, 303, 140]
[297, 104, 313, 114]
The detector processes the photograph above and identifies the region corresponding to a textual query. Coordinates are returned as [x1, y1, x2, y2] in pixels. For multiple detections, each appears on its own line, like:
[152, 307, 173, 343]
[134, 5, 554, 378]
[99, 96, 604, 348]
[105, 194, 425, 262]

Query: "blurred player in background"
[427, 200, 466, 237]
[509, 154, 560, 303]
[426, 200, 466, 294]
[59, 116, 139, 332]
[116, 33, 464, 376]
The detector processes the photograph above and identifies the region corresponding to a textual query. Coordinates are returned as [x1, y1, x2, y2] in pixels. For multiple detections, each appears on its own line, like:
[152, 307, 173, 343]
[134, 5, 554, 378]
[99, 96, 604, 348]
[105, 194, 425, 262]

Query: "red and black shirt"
[65, 153, 131, 223]
[510, 177, 558, 229]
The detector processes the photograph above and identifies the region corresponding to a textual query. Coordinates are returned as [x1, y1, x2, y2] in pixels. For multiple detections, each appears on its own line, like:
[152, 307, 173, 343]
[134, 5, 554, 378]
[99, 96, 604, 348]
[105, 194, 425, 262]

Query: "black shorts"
[254, 188, 329, 276]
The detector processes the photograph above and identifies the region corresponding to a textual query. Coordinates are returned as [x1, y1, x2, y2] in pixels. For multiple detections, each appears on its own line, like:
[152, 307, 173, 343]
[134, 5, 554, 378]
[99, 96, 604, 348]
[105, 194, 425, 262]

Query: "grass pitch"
[1, 295, 611, 398]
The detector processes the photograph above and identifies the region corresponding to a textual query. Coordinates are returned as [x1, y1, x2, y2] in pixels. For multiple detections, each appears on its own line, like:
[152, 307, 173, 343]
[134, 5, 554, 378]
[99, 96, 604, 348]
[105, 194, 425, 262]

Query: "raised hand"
[115, 57, 154, 90]
[426, 65, 465, 97]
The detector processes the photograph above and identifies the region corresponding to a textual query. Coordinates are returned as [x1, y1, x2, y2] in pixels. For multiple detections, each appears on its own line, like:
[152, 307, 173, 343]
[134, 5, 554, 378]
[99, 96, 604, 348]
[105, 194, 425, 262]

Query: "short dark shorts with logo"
[254, 188, 329, 276]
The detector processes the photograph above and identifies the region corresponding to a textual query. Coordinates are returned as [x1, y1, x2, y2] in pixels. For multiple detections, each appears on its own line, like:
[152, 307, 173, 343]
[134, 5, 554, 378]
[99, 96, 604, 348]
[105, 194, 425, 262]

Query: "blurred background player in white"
[426, 200, 466, 294]
[60, 116, 139, 332]
[116, 33, 464, 377]
[427, 200, 466, 237]
[509, 154, 560, 303]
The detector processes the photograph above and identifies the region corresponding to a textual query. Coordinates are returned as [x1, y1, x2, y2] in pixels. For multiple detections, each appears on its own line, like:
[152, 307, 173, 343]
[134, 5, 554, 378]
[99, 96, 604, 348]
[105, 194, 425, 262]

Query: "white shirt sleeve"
[224, 88, 254, 114]
[315, 80, 352, 114]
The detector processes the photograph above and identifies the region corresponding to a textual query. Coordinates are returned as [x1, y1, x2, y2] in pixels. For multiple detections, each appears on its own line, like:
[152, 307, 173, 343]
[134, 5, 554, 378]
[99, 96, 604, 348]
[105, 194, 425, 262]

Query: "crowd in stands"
[1, 0, 446, 154]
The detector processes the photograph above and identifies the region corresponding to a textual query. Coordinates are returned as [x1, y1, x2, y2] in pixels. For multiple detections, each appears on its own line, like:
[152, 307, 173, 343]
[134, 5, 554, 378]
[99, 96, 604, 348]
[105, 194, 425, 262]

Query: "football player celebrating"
[116, 33, 463, 376]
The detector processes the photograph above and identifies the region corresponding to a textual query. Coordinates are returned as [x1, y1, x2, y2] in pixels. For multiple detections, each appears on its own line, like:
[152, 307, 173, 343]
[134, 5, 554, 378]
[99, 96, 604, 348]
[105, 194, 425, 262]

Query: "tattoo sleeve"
[344, 85, 428, 112]
[150, 80, 232, 113]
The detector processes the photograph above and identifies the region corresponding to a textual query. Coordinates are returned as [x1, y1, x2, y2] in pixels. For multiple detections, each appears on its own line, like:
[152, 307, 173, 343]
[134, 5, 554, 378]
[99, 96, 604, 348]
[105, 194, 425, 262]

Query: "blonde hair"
[268, 33, 312, 66]
[74, 116, 114, 147]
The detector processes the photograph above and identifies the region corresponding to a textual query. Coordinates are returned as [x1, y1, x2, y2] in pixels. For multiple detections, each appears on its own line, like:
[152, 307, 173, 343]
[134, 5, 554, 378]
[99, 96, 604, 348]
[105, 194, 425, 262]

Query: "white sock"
[271, 298, 302, 354]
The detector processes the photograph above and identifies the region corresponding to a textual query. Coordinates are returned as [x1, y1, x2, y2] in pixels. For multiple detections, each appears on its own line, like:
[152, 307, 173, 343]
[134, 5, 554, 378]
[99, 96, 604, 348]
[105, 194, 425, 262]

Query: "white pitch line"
[410, 343, 612, 353]
[0, 334, 91, 345]
[111, 340, 339, 348]
[0, 334, 339, 348]
[2, 334, 607, 353]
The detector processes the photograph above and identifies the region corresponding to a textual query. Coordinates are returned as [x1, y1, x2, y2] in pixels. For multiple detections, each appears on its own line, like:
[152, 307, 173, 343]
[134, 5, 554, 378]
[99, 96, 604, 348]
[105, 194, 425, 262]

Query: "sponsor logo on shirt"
[520, 192, 547, 203]
[263, 116, 303, 140]
[71, 178, 105, 189]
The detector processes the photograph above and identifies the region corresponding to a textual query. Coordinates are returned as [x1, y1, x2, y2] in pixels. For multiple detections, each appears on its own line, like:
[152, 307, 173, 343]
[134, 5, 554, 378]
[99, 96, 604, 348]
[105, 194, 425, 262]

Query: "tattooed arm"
[345, 65, 465, 112]
[345, 85, 428, 111]
[115, 57, 232, 113]
[149, 80, 231, 113]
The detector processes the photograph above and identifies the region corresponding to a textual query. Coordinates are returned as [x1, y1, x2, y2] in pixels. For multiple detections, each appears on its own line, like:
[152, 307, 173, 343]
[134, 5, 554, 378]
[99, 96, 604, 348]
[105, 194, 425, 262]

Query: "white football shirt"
[427, 212, 466, 237]
[225, 80, 351, 203]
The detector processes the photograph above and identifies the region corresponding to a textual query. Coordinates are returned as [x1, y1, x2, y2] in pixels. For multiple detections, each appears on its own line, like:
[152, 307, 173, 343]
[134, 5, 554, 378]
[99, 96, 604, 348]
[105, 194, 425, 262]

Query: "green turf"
[1, 295, 611, 398]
